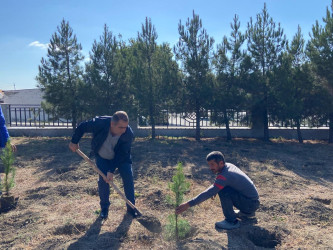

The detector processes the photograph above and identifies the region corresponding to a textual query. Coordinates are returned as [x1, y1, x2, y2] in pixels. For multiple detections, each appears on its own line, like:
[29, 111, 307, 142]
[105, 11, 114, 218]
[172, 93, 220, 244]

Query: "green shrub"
[165, 214, 190, 240]
[165, 162, 191, 240]
[0, 141, 15, 195]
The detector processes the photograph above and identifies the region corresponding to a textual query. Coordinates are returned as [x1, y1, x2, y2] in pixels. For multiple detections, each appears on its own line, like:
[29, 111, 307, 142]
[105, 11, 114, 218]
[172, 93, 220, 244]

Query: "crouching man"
[176, 151, 260, 230]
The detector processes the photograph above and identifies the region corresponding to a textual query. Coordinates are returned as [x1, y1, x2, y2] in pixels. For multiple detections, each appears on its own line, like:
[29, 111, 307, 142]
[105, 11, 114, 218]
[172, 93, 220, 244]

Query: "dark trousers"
[96, 155, 135, 212]
[218, 187, 260, 222]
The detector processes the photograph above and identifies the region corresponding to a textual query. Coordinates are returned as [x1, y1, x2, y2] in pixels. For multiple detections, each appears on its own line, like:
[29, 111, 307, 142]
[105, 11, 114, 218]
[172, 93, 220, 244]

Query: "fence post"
[0, 104, 11, 126]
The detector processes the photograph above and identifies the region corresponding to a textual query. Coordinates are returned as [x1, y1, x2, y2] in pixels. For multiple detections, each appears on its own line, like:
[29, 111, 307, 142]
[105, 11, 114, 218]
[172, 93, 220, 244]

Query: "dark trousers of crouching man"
[219, 187, 260, 223]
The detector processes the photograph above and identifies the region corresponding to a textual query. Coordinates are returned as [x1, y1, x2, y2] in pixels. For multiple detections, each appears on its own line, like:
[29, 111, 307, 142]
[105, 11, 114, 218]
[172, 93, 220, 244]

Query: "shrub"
[0, 141, 15, 195]
[165, 162, 191, 240]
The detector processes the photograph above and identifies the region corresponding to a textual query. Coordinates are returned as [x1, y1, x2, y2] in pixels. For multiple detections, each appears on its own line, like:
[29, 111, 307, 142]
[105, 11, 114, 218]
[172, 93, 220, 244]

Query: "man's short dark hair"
[112, 111, 129, 124]
[206, 151, 225, 163]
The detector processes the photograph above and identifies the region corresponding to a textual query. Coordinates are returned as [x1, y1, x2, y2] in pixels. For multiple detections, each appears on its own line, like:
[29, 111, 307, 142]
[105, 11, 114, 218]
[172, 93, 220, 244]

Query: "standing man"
[0, 105, 17, 195]
[69, 111, 135, 219]
[176, 151, 260, 230]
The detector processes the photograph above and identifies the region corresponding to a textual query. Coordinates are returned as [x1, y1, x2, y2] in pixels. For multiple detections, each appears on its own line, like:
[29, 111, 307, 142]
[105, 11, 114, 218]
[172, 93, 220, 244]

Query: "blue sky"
[0, 0, 332, 90]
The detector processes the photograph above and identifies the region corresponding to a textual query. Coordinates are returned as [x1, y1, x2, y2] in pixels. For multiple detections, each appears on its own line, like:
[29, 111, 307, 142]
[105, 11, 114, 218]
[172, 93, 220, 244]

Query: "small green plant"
[134, 192, 141, 198]
[0, 141, 15, 195]
[94, 209, 101, 216]
[165, 162, 191, 240]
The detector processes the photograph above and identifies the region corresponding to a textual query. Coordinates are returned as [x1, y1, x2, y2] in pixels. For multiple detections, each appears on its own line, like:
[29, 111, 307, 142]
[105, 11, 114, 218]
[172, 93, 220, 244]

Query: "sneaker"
[234, 209, 255, 218]
[100, 210, 108, 219]
[215, 219, 240, 230]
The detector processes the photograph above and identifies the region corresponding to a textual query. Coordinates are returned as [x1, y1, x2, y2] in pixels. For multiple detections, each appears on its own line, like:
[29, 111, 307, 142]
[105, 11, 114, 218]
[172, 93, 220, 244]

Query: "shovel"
[76, 149, 142, 217]
[76, 149, 162, 233]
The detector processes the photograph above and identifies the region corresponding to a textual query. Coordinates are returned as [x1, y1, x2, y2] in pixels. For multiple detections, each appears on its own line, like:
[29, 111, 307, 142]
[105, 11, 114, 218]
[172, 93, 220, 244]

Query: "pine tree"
[133, 17, 180, 138]
[246, 3, 287, 141]
[212, 15, 246, 141]
[84, 24, 134, 117]
[306, 1, 333, 143]
[37, 19, 85, 129]
[270, 26, 314, 143]
[0, 141, 15, 195]
[174, 11, 214, 141]
[166, 163, 190, 240]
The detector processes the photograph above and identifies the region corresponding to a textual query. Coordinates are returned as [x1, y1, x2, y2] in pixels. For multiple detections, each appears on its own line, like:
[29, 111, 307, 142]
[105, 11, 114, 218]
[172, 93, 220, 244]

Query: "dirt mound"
[141, 190, 171, 210]
[54, 223, 88, 235]
[296, 200, 333, 225]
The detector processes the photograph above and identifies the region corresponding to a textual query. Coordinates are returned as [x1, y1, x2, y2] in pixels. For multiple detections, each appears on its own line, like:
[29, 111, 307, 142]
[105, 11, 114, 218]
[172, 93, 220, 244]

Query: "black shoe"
[100, 210, 108, 219]
[127, 208, 139, 218]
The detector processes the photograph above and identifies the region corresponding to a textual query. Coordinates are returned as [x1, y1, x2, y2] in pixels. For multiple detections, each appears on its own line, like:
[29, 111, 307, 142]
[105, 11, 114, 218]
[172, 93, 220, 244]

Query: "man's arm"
[175, 184, 220, 214]
[0, 107, 9, 148]
[0, 107, 16, 152]
[69, 118, 100, 152]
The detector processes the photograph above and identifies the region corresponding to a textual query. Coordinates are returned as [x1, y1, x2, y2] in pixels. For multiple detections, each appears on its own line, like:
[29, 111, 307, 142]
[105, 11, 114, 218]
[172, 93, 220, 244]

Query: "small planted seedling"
[0, 140, 15, 195]
[165, 162, 191, 240]
[0, 140, 16, 212]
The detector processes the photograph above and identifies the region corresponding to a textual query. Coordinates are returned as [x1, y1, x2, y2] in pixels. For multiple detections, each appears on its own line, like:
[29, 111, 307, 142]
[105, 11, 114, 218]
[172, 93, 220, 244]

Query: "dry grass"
[0, 136, 332, 249]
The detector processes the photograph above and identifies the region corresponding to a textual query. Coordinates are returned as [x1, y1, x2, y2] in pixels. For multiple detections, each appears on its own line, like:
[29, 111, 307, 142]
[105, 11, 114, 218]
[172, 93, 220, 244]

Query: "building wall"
[1, 89, 43, 106]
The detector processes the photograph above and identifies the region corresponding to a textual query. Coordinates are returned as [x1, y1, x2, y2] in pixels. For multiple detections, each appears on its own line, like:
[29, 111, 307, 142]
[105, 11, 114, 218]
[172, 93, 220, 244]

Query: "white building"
[0, 88, 43, 106]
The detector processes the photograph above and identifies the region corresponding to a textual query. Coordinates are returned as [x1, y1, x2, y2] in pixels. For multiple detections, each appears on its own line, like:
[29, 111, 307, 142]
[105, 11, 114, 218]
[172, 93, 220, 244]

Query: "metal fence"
[8, 105, 72, 128]
[138, 110, 249, 128]
[7, 105, 329, 129]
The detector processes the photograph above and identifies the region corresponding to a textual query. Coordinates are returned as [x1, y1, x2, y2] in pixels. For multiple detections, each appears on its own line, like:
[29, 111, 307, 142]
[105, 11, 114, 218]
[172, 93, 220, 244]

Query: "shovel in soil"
[76, 149, 162, 233]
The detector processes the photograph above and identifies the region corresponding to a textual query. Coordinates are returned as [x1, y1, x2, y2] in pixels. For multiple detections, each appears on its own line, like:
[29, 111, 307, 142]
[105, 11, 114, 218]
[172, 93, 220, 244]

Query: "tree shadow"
[67, 213, 133, 250]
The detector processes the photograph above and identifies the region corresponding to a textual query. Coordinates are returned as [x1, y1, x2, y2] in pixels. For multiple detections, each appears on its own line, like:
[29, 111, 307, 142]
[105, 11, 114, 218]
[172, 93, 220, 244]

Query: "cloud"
[28, 41, 49, 49]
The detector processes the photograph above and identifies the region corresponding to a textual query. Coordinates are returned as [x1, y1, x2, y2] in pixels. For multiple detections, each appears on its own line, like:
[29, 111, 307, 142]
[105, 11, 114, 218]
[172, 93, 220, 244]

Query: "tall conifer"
[37, 19, 84, 129]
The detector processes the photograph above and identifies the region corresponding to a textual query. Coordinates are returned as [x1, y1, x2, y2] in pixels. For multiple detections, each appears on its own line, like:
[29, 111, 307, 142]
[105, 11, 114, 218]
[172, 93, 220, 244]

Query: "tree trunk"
[263, 96, 270, 142]
[329, 112, 333, 143]
[175, 214, 179, 240]
[150, 106, 156, 140]
[148, 60, 156, 140]
[250, 100, 265, 130]
[195, 101, 201, 141]
[224, 110, 232, 141]
[151, 122, 156, 139]
[263, 108, 269, 141]
[296, 120, 303, 143]
[72, 114, 77, 131]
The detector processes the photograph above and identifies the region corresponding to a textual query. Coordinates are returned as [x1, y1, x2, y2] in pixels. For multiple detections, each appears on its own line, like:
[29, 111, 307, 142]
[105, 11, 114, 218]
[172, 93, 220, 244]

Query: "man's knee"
[119, 163, 133, 177]
[219, 187, 236, 199]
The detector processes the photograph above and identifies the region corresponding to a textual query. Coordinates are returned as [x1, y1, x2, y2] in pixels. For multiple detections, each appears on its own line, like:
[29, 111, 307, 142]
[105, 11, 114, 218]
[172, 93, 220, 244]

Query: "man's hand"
[106, 172, 113, 183]
[175, 202, 190, 215]
[69, 142, 79, 152]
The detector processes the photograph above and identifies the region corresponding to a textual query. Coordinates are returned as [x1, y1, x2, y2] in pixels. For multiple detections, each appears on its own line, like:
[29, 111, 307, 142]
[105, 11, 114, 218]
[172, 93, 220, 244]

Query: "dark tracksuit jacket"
[71, 116, 134, 173]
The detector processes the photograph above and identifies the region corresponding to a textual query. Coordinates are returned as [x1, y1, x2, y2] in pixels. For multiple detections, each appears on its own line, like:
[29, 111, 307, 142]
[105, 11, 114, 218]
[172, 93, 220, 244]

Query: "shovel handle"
[76, 149, 141, 216]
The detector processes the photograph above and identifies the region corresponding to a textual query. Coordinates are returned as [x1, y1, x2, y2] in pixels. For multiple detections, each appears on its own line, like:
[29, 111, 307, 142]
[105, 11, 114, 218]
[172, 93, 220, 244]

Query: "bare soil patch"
[0, 136, 332, 249]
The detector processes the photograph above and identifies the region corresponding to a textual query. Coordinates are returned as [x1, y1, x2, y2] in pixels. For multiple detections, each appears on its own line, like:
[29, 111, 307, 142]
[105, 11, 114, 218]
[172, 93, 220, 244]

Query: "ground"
[0, 136, 332, 249]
